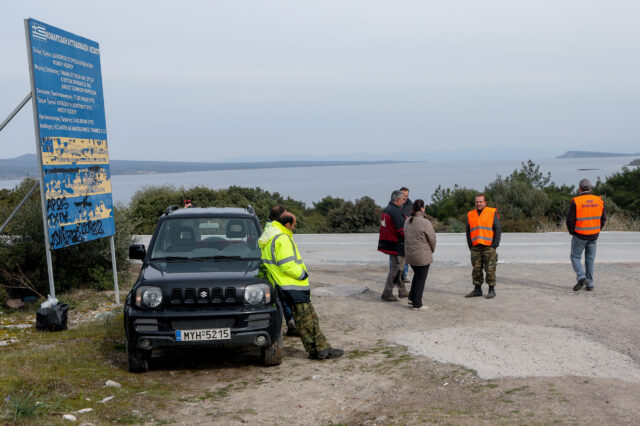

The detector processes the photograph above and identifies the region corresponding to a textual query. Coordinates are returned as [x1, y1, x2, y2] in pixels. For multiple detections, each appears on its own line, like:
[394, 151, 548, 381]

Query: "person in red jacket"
[566, 179, 606, 292]
[378, 190, 409, 301]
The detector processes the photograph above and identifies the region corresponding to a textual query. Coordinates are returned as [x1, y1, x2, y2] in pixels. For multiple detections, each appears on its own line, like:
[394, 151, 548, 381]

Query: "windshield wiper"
[192, 256, 261, 261]
[149, 256, 190, 262]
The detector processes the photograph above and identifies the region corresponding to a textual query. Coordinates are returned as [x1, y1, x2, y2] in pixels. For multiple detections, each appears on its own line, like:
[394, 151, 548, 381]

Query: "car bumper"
[125, 305, 280, 351]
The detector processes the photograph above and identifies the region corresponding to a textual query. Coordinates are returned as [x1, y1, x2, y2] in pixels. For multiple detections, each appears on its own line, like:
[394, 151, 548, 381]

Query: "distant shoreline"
[0, 154, 407, 180]
[556, 150, 640, 159]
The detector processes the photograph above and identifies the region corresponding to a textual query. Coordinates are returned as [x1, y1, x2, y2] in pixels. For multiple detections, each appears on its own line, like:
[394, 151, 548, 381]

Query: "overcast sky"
[1, 0, 639, 162]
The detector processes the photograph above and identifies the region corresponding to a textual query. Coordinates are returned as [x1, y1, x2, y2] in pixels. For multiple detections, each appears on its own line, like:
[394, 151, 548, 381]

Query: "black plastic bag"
[36, 303, 69, 331]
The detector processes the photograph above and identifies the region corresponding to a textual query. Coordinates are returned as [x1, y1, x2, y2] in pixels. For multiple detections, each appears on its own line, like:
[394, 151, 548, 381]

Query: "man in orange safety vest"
[465, 194, 502, 299]
[566, 179, 606, 292]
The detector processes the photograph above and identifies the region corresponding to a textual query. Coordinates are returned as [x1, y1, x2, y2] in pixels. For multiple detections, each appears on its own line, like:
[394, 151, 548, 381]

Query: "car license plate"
[175, 328, 231, 342]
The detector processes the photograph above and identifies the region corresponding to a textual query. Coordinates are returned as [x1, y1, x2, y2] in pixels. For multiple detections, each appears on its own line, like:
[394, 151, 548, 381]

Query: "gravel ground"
[155, 261, 640, 424]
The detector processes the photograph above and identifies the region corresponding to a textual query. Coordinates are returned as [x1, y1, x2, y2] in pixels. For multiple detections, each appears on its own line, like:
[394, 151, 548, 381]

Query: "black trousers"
[408, 264, 430, 308]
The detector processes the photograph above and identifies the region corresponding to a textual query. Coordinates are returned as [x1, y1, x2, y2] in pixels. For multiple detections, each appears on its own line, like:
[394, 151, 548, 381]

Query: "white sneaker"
[412, 305, 428, 311]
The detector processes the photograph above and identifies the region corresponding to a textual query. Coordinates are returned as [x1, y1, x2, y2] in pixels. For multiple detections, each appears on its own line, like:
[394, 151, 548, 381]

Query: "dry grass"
[535, 213, 640, 232]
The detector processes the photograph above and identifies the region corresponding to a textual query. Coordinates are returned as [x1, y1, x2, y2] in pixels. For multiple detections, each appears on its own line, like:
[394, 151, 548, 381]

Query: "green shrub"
[426, 185, 477, 224]
[0, 179, 135, 298]
[594, 166, 640, 214]
[325, 196, 381, 233]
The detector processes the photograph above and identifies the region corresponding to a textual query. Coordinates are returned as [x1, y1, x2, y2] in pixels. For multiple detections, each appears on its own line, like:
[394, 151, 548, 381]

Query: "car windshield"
[149, 216, 261, 261]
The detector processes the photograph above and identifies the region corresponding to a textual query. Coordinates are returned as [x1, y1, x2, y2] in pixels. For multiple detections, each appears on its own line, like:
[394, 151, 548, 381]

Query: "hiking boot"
[315, 348, 344, 360]
[573, 278, 587, 291]
[485, 287, 496, 299]
[465, 286, 483, 298]
[586, 286, 594, 291]
[381, 293, 398, 302]
[403, 277, 410, 283]
[398, 290, 410, 298]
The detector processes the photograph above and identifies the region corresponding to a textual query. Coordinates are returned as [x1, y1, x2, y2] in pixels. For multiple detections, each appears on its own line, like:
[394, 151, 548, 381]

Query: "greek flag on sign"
[32, 22, 47, 41]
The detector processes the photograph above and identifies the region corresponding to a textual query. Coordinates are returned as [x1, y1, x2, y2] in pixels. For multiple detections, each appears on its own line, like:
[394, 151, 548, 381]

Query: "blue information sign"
[26, 19, 115, 249]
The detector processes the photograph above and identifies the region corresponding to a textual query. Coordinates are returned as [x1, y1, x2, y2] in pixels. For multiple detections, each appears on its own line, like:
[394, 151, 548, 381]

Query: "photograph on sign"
[26, 18, 114, 250]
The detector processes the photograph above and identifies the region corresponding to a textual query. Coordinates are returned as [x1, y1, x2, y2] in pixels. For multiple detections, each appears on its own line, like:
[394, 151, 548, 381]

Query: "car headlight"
[244, 283, 271, 305]
[135, 286, 163, 308]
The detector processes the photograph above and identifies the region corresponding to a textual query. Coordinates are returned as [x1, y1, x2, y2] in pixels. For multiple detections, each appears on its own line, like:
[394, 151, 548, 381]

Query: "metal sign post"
[24, 20, 56, 299]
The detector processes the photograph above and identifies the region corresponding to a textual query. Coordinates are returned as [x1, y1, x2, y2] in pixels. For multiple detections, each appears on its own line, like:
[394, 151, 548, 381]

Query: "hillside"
[556, 150, 639, 159]
[0, 154, 401, 180]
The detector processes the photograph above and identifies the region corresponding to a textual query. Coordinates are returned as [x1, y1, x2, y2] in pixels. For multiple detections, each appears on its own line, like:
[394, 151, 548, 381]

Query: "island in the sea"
[556, 150, 640, 159]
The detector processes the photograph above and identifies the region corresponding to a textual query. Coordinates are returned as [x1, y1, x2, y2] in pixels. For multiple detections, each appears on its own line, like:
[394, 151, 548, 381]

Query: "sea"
[0, 156, 635, 207]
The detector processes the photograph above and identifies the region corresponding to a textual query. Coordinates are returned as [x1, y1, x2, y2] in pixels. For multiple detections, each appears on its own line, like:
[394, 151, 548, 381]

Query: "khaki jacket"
[403, 213, 436, 266]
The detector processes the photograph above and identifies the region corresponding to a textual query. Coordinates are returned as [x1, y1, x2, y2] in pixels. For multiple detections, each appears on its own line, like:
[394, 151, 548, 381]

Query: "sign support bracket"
[110, 236, 120, 304]
[0, 92, 32, 133]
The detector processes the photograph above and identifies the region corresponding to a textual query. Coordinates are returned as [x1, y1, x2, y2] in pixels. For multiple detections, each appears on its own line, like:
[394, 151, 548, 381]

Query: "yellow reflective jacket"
[259, 221, 310, 303]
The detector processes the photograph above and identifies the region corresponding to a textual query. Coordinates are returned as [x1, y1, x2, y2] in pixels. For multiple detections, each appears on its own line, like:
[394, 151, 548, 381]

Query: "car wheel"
[261, 330, 283, 366]
[126, 339, 151, 373]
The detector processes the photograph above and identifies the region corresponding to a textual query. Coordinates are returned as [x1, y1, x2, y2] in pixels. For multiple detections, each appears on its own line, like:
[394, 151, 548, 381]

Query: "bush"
[324, 196, 381, 233]
[128, 185, 308, 234]
[594, 166, 640, 214]
[426, 185, 477, 224]
[0, 179, 135, 299]
[485, 177, 551, 232]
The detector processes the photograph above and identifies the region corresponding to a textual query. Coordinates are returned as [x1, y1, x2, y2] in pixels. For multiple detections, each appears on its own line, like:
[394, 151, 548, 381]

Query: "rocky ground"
[139, 262, 640, 425]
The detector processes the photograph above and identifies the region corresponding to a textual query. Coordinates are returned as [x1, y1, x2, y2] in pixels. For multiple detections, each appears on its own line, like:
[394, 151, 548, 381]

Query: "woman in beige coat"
[403, 199, 436, 310]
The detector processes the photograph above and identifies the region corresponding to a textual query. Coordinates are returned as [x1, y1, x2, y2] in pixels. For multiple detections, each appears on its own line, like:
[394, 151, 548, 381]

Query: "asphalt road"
[136, 231, 640, 266]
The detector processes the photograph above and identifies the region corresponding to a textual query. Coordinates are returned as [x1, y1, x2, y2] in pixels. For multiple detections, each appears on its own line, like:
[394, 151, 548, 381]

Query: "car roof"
[163, 207, 255, 219]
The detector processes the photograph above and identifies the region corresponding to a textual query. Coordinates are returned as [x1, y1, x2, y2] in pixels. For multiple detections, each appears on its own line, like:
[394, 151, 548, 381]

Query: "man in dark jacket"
[399, 187, 412, 283]
[566, 179, 606, 292]
[378, 190, 409, 301]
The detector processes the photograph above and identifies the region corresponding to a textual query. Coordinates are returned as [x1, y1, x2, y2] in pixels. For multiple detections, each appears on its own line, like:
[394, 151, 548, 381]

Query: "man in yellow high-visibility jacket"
[260, 212, 343, 360]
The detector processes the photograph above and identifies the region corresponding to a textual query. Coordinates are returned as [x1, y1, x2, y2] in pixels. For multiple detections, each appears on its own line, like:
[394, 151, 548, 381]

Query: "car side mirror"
[129, 244, 146, 260]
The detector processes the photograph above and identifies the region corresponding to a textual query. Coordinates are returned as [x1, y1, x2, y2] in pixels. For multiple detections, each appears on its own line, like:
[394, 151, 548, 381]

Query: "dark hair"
[269, 205, 287, 221]
[400, 187, 409, 192]
[409, 199, 425, 223]
[277, 212, 296, 226]
[475, 193, 486, 201]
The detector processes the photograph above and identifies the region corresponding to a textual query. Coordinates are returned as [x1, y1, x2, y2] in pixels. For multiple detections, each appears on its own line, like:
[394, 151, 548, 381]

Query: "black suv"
[125, 206, 283, 372]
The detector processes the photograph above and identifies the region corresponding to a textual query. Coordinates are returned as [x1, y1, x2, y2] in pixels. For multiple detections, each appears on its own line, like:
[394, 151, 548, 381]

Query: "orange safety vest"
[573, 194, 604, 236]
[468, 207, 496, 246]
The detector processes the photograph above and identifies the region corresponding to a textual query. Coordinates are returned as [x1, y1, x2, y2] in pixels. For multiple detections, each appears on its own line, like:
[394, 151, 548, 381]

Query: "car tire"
[261, 330, 283, 366]
[126, 339, 151, 373]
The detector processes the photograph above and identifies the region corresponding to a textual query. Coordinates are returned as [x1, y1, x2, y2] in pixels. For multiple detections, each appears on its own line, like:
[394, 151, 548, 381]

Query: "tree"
[426, 185, 477, 223]
[594, 166, 640, 214]
[505, 159, 552, 189]
[325, 197, 381, 233]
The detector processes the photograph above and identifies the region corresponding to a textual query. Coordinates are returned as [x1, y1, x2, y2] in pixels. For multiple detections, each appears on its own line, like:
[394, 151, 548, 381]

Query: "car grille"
[171, 318, 236, 330]
[169, 287, 240, 305]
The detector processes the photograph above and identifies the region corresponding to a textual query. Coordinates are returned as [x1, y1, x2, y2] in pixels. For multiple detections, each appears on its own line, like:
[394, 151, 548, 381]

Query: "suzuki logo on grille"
[199, 290, 208, 299]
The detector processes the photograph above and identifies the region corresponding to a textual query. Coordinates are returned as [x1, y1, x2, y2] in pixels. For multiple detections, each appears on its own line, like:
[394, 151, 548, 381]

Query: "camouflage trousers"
[470, 245, 498, 286]
[291, 302, 330, 354]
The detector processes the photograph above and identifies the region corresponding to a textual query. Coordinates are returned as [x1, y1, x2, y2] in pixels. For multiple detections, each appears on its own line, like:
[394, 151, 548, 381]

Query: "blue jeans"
[570, 235, 597, 287]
